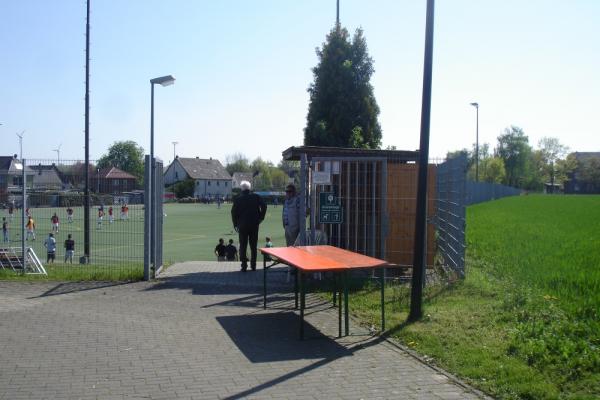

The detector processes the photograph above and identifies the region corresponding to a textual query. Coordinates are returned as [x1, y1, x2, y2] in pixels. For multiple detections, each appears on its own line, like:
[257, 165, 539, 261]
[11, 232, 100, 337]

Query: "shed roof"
[177, 157, 231, 180]
[282, 146, 419, 162]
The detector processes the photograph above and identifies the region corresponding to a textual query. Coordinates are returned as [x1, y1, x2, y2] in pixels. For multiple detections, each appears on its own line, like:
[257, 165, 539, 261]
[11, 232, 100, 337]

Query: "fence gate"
[435, 154, 467, 276]
[305, 157, 388, 259]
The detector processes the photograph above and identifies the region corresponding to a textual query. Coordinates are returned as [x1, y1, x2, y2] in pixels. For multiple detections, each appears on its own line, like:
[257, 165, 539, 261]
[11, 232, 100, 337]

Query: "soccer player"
[124, 204, 129, 220]
[97, 207, 104, 229]
[108, 206, 114, 223]
[51, 212, 60, 233]
[64, 234, 75, 264]
[120, 204, 126, 221]
[66, 207, 74, 223]
[8, 204, 14, 221]
[25, 216, 36, 241]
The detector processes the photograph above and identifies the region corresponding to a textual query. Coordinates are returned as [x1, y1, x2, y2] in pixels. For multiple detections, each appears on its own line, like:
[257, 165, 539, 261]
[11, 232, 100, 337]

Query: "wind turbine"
[53, 143, 62, 165]
[16, 130, 25, 159]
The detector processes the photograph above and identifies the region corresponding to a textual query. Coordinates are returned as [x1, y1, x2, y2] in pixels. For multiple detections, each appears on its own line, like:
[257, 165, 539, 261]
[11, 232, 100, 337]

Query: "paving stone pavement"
[0, 261, 488, 400]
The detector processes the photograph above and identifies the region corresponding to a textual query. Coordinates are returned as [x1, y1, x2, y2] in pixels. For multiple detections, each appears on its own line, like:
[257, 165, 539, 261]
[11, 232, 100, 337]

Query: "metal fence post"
[144, 155, 151, 281]
[299, 153, 307, 245]
[21, 159, 26, 273]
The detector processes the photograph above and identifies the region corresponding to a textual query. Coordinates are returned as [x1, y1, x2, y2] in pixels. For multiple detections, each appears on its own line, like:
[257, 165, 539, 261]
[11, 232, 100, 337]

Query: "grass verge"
[344, 195, 600, 400]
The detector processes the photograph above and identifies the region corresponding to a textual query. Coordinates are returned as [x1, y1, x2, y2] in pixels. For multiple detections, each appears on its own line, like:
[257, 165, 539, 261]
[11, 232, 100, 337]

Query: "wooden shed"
[282, 146, 438, 267]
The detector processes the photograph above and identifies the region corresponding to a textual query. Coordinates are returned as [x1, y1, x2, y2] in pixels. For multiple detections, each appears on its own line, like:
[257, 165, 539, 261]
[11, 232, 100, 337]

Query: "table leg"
[294, 267, 299, 310]
[333, 275, 337, 306]
[380, 266, 385, 331]
[338, 274, 342, 338]
[344, 271, 349, 336]
[263, 262, 267, 310]
[299, 270, 305, 340]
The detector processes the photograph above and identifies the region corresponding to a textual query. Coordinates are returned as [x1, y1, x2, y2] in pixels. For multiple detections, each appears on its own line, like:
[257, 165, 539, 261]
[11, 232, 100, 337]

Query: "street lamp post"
[149, 75, 175, 276]
[97, 168, 100, 193]
[470, 102, 479, 182]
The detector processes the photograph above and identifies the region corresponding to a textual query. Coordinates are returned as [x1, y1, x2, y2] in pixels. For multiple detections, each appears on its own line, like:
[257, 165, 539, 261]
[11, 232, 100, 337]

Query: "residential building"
[30, 164, 68, 191]
[164, 156, 232, 199]
[0, 155, 34, 205]
[91, 167, 137, 194]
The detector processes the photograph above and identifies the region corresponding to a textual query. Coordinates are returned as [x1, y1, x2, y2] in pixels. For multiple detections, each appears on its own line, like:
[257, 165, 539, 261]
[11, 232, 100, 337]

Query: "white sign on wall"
[312, 171, 331, 185]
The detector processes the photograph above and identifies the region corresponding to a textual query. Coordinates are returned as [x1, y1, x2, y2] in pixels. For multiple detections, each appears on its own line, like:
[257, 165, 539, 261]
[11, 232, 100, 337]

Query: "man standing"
[231, 181, 267, 272]
[2, 217, 9, 243]
[64, 234, 75, 264]
[282, 184, 302, 246]
[44, 233, 56, 264]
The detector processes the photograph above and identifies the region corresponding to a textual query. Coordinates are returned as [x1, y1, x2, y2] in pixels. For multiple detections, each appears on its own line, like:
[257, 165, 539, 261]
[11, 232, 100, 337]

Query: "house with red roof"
[91, 167, 137, 194]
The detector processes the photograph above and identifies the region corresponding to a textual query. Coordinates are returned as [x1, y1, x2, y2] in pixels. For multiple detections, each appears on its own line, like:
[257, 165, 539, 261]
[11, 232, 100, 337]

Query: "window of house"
[217, 181, 220, 186]
[113, 180, 119, 187]
[175, 171, 178, 179]
[225, 182, 228, 187]
[208, 181, 211, 186]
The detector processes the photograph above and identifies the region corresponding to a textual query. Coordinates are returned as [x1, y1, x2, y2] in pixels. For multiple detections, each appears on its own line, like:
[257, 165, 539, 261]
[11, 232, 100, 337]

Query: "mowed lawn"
[346, 194, 600, 399]
[163, 202, 285, 263]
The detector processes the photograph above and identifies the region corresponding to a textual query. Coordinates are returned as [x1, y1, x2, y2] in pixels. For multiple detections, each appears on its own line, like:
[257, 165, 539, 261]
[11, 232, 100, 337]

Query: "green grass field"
[347, 194, 600, 399]
[162, 203, 285, 263]
[1, 202, 285, 279]
[1, 204, 145, 280]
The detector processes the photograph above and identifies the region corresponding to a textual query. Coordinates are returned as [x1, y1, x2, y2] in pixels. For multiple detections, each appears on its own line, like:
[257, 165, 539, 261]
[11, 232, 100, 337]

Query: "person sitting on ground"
[264, 236, 273, 261]
[225, 239, 238, 261]
[214, 238, 227, 261]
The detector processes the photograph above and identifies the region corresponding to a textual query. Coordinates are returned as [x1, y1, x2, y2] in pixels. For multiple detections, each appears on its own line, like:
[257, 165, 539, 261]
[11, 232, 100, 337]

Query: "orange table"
[260, 245, 389, 339]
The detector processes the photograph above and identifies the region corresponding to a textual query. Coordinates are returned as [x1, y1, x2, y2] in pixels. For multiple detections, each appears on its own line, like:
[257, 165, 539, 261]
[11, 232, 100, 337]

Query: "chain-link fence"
[282, 147, 466, 282]
[1, 158, 145, 279]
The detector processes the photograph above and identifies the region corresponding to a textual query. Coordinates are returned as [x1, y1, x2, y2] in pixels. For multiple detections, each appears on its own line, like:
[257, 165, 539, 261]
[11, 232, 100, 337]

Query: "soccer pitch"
[4, 205, 145, 267]
[2, 202, 285, 272]
[162, 202, 285, 263]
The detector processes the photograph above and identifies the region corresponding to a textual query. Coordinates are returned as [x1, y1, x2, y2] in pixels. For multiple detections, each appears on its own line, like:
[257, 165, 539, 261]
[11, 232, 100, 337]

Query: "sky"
[1, 0, 599, 166]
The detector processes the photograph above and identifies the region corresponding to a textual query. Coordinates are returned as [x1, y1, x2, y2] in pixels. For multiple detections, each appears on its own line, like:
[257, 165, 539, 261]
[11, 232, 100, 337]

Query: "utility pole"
[336, 0, 340, 27]
[409, 0, 435, 322]
[83, 0, 91, 263]
[470, 102, 479, 181]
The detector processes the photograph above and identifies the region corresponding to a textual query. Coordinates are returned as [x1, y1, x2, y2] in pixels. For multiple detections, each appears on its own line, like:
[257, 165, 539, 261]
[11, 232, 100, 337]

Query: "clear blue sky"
[1, 1, 599, 165]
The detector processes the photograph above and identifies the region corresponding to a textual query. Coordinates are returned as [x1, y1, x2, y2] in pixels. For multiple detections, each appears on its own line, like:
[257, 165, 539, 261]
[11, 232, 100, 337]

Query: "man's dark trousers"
[239, 225, 259, 271]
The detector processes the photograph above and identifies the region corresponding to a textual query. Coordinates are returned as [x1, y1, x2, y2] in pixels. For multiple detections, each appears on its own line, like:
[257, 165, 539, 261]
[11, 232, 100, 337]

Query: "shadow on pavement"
[30, 281, 130, 298]
[216, 312, 351, 362]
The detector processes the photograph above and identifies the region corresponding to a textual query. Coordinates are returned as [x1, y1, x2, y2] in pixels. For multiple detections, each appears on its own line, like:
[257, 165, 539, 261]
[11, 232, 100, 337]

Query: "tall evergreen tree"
[304, 26, 382, 149]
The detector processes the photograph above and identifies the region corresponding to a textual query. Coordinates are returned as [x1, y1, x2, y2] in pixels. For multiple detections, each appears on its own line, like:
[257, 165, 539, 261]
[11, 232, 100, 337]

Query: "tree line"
[448, 126, 597, 191]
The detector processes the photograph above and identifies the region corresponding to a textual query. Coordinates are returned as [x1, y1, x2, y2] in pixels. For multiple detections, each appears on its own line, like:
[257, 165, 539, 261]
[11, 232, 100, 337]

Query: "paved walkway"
[0, 262, 487, 400]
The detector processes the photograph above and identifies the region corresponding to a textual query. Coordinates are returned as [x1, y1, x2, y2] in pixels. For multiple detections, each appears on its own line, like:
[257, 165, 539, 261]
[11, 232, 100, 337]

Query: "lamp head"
[470, 102, 479, 108]
[150, 75, 175, 86]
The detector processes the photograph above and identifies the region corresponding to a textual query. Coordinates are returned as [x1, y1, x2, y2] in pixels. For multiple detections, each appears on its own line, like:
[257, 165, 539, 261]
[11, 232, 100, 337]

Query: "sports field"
[163, 202, 285, 263]
[2, 202, 286, 270]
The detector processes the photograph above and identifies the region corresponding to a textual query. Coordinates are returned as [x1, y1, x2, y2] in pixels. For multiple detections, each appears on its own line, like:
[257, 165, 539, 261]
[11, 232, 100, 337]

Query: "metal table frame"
[261, 246, 387, 339]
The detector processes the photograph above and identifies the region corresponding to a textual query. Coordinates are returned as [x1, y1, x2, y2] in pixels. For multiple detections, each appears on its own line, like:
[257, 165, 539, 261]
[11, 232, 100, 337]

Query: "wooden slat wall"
[385, 163, 437, 267]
